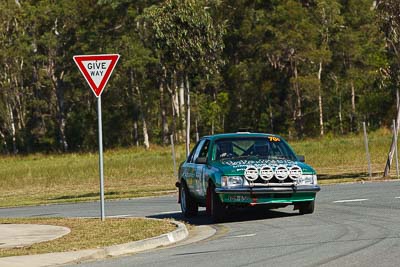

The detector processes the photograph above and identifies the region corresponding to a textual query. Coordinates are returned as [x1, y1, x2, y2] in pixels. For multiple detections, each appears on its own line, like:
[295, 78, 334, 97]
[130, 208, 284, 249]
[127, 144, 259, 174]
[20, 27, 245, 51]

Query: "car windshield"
[213, 137, 297, 161]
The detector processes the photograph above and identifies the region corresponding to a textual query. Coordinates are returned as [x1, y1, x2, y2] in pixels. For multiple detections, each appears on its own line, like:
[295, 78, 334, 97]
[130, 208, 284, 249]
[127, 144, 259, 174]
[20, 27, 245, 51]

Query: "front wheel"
[209, 184, 226, 222]
[298, 201, 315, 214]
[180, 181, 198, 217]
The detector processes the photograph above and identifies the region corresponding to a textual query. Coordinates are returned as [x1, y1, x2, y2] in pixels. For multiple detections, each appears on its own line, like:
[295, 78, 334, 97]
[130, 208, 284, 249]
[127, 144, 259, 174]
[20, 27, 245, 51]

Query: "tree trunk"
[185, 74, 190, 156]
[318, 61, 324, 136]
[167, 74, 178, 143]
[160, 67, 169, 145]
[179, 73, 186, 142]
[55, 78, 68, 152]
[142, 117, 150, 150]
[339, 96, 343, 134]
[350, 80, 357, 132]
[293, 61, 303, 137]
[333, 75, 344, 134]
[14, 61, 26, 130]
[48, 52, 68, 152]
[133, 120, 139, 147]
[195, 118, 199, 142]
[136, 85, 150, 150]
[172, 71, 180, 118]
[0, 130, 8, 154]
[7, 102, 17, 154]
[171, 96, 178, 143]
[3, 64, 19, 154]
[195, 94, 199, 142]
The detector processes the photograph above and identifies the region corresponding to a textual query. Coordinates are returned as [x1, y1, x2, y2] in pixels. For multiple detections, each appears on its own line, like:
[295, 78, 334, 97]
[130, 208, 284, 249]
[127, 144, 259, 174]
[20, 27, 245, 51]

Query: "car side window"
[187, 140, 205, 163]
[198, 140, 210, 159]
[191, 139, 210, 163]
[187, 141, 202, 163]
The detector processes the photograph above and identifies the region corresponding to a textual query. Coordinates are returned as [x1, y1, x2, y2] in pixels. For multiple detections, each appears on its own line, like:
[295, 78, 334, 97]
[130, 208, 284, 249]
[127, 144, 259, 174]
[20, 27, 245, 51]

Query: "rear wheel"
[209, 183, 226, 222]
[180, 181, 198, 217]
[298, 201, 315, 214]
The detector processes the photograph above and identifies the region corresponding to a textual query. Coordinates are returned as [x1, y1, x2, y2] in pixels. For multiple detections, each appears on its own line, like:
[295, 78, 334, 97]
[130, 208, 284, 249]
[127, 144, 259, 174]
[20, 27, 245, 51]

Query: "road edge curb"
[104, 220, 188, 257]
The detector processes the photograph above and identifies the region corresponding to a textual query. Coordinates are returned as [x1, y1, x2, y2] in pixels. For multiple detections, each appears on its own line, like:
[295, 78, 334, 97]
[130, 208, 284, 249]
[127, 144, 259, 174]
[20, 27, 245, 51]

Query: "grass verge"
[0, 217, 175, 258]
[318, 175, 400, 185]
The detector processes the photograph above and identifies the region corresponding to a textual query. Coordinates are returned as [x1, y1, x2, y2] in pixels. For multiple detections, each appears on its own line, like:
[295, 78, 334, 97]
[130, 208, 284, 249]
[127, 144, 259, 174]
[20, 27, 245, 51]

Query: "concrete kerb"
[104, 220, 188, 257]
[0, 220, 189, 267]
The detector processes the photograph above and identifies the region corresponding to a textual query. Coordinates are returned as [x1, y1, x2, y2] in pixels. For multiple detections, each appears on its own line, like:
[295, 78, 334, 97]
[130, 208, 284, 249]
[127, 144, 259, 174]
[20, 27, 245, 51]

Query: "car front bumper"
[215, 185, 320, 205]
[215, 185, 320, 194]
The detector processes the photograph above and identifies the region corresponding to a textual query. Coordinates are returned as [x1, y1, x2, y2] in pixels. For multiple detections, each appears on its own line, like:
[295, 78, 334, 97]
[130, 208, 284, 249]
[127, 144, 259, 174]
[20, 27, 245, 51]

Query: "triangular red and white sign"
[73, 54, 120, 97]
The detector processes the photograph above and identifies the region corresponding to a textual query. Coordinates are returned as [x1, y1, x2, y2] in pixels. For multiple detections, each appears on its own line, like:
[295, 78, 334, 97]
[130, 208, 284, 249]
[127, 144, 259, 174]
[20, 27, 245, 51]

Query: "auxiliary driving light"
[244, 166, 259, 181]
[260, 165, 274, 181]
[275, 165, 289, 180]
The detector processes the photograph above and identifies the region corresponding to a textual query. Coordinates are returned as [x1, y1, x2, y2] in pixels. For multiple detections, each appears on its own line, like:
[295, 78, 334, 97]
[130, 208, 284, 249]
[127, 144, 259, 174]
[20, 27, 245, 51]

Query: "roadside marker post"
[362, 122, 372, 178]
[73, 54, 120, 221]
[393, 119, 399, 179]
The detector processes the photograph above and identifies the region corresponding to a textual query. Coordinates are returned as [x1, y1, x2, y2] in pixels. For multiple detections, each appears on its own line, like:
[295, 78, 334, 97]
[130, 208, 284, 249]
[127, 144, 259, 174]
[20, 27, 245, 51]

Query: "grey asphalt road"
[1, 181, 400, 267]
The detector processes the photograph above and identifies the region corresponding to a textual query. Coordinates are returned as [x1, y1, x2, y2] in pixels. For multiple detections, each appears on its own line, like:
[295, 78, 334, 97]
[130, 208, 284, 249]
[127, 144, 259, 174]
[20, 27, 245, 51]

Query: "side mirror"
[195, 157, 207, 164]
[297, 155, 305, 162]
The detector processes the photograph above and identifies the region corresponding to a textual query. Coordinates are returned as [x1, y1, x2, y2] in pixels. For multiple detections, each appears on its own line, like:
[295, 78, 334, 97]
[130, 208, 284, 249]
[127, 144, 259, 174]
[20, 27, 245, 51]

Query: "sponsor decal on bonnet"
[223, 159, 297, 172]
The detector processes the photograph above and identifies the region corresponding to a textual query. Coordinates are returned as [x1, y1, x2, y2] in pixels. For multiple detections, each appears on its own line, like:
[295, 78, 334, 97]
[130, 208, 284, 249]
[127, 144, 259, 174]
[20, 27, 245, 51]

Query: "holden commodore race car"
[176, 132, 320, 222]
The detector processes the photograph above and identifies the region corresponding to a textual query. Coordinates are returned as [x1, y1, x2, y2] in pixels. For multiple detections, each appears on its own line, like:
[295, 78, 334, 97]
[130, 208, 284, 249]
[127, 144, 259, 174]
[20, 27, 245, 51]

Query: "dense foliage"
[0, 0, 398, 153]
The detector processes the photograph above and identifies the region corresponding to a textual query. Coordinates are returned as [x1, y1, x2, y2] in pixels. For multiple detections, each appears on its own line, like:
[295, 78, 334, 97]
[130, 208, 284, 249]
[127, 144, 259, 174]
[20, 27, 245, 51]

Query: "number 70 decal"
[268, 136, 281, 142]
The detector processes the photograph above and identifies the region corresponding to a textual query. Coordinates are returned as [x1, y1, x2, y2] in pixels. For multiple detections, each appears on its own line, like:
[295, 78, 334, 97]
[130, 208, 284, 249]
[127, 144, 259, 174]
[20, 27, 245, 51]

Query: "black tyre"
[210, 184, 226, 222]
[180, 181, 198, 217]
[299, 201, 315, 215]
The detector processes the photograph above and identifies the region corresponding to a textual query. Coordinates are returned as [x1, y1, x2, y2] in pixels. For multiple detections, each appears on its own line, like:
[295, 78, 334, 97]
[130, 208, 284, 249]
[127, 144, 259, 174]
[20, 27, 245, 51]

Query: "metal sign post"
[98, 96, 105, 221]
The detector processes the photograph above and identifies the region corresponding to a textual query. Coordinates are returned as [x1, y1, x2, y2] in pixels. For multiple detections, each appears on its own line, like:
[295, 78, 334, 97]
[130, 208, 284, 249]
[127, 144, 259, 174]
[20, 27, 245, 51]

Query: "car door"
[184, 139, 206, 194]
[191, 139, 210, 199]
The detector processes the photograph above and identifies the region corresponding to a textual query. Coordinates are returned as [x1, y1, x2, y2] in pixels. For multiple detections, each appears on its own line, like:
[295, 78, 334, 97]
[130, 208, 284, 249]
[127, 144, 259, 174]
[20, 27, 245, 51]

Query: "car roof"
[201, 132, 282, 141]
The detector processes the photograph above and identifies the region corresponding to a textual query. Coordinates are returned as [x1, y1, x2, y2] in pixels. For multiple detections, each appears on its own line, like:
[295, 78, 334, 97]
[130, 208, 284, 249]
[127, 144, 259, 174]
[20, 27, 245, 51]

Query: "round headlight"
[275, 165, 289, 180]
[260, 165, 274, 181]
[244, 166, 259, 181]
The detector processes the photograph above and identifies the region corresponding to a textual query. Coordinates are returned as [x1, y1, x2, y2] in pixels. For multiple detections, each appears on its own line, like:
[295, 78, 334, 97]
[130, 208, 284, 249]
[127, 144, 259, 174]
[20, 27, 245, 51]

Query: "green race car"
[176, 132, 320, 222]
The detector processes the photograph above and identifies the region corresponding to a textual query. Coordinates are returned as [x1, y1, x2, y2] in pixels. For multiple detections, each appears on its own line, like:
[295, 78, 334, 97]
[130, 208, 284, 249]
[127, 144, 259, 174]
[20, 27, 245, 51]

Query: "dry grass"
[0, 217, 175, 258]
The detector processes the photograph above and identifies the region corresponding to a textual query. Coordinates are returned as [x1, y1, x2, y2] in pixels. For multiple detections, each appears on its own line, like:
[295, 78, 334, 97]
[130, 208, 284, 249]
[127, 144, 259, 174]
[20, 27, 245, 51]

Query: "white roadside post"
[362, 122, 372, 178]
[393, 119, 399, 178]
[73, 54, 120, 221]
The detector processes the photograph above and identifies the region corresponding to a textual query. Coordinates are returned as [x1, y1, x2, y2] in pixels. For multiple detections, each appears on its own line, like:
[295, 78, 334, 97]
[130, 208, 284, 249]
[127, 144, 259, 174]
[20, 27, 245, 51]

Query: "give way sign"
[73, 54, 120, 97]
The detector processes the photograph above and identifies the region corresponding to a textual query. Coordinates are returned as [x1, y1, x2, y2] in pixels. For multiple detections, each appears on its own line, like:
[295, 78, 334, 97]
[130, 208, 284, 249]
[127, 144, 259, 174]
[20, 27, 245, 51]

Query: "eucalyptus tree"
[310, 0, 343, 136]
[218, 1, 291, 134]
[118, 15, 157, 149]
[142, 0, 225, 154]
[0, 0, 30, 153]
[263, 0, 318, 137]
[22, 0, 87, 152]
[333, 0, 386, 133]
